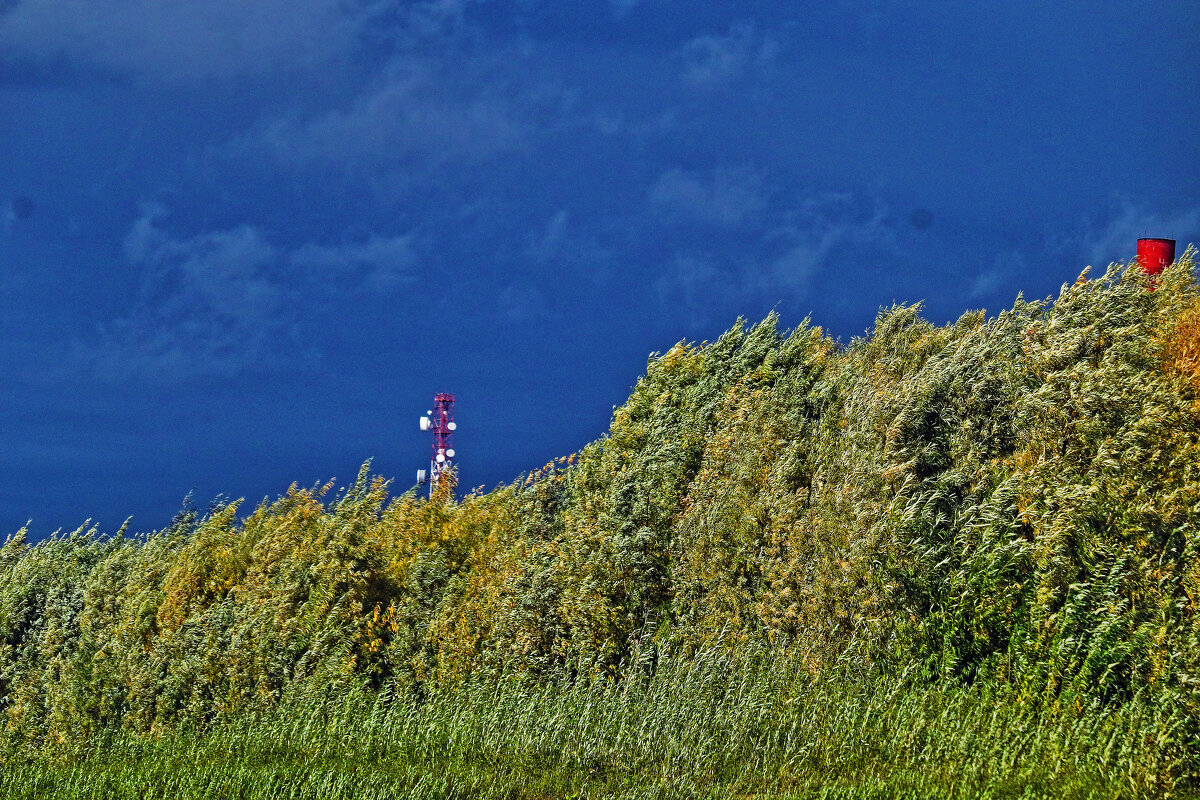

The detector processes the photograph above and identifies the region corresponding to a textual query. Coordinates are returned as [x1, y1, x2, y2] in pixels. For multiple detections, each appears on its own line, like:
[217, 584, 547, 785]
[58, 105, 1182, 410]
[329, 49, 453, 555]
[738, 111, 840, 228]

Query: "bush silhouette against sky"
[0, 1, 1197, 536]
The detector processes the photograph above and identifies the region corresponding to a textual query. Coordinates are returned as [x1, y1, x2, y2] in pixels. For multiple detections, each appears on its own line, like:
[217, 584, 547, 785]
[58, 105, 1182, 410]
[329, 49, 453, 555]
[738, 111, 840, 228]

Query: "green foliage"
[3, 649, 1192, 799]
[2, 251, 1198, 794]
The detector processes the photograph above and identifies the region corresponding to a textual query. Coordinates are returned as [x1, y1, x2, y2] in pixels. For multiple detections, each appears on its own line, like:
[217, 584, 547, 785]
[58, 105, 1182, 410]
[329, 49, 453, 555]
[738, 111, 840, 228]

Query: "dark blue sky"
[2, 0, 1198, 538]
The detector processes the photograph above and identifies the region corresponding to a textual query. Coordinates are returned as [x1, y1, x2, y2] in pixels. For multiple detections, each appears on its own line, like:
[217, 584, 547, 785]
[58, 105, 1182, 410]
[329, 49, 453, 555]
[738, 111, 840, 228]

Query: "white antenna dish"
[446, 449, 455, 458]
[417, 469, 427, 483]
[436, 454, 446, 463]
[419, 416, 431, 431]
[447, 422, 457, 431]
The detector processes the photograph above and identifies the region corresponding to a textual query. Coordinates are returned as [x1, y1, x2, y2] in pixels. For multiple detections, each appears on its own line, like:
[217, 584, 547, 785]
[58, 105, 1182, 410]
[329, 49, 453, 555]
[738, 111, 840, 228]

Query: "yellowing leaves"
[1159, 295, 1200, 414]
[5, 253, 1200, 744]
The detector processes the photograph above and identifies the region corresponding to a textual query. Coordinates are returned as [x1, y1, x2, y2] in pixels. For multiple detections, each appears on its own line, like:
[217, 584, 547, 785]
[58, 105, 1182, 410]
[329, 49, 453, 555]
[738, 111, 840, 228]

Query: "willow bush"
[1, 253, 1197, 791]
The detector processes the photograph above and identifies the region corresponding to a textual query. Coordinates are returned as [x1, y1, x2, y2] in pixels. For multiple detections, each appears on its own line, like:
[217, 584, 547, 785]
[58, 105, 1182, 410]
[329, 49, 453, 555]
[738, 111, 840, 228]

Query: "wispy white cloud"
[292, 235, 419, 294]
[0, 0, 363, 82]
[677, 21, 778, 90]
[607, 0, 648, 19]
[89, 205, 288, 382]
[252, 53, 567, 175]
[968, 251, 1024, 301]
[833, 0, 905, 29]
[497, 283, 547, 324]
[74, 205, 418, 383]
[650, 166, 766, 226]
[527, 211, 571, 263]
[1079, 200, 1200, 270]
[401, 0, 505, 38]
[524, 210, 616, 289]
[654, 190, 899, 325]
[653, 255, 725, 328]
[755, 192, 895, 293]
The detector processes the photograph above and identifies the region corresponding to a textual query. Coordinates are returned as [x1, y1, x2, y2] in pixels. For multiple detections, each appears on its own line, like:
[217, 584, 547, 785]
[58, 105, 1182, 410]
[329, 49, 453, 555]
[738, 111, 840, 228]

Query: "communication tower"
[417, 393, 456, 496]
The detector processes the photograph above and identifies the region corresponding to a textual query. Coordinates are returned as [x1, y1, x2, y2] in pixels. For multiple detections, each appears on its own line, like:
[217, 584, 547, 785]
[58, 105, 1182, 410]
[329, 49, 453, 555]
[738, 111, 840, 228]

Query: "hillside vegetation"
[2, 255, 1199, 798]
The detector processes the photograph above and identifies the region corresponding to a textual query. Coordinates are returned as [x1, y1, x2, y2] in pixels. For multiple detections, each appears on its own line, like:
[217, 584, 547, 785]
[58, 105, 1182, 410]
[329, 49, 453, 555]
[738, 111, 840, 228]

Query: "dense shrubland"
[3, 254, 1199, 796]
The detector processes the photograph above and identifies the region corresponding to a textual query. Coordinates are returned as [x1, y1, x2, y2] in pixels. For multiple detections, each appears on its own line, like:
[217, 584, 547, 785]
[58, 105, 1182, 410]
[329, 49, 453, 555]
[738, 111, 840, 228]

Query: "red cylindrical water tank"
[1136, 238, 1176, 276]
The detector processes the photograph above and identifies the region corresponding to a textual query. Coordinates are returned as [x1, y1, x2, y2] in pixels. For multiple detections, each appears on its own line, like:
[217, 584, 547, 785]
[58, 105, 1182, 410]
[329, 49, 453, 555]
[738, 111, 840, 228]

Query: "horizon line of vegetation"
[3, 253, 1199, 797]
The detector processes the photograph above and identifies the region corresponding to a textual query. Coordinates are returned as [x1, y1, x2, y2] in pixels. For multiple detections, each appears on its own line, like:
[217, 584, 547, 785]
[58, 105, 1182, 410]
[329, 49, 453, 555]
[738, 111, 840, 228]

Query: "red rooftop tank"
[1136, 238, 1176, 277]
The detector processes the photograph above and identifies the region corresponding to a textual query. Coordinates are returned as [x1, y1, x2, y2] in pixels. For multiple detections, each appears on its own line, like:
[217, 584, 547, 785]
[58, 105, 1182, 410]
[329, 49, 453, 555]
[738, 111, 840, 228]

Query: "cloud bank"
[75, 206, 418, 383]
[0, 0, 364, 81]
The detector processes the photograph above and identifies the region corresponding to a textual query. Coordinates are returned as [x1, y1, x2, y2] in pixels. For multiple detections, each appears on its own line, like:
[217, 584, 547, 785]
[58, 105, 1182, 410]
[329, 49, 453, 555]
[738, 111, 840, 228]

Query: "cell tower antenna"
[417, 393, 456, 497]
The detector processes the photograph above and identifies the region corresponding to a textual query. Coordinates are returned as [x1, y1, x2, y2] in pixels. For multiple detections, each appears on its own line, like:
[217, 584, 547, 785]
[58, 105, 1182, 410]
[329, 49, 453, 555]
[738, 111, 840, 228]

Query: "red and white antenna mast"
[417, 393, 456, 497]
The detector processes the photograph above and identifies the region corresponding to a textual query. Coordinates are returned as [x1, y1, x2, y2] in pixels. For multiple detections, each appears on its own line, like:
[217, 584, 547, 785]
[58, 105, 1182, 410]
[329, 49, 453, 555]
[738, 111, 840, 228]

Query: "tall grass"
[3, 255, 1199, 797]
[4, 646, 1191, 799]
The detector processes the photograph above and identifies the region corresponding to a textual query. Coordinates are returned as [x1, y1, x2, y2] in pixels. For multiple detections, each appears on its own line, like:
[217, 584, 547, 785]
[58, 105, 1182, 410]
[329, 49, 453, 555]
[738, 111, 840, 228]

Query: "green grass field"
[6, 650, 1191, 799]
